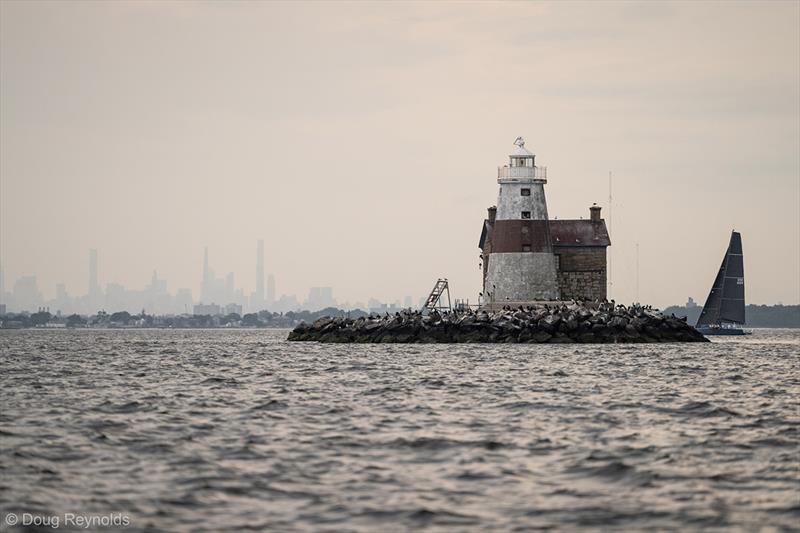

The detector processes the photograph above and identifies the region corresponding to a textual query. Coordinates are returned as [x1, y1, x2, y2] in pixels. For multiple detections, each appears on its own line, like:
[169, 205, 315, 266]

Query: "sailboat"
[696, 231, 748, 336]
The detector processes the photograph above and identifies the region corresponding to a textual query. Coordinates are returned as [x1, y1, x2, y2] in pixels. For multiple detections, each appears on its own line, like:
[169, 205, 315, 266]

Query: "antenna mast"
[608, 171, 612, 298]
[635, 242, 640, 303]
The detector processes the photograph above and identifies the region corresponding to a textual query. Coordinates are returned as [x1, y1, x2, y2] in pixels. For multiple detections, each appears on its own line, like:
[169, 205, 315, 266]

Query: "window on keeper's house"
[521, 188, 531, 196]
[522, 245, 531, 252]
[554, 255, 561, 270]
[521, 211, 531, 219]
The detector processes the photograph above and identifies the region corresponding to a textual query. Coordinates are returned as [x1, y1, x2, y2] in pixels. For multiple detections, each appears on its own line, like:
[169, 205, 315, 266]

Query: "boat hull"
[696, 326, 748, 336]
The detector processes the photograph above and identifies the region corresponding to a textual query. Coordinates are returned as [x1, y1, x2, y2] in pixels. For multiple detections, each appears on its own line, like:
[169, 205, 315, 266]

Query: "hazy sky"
[1, 0, 798, 308]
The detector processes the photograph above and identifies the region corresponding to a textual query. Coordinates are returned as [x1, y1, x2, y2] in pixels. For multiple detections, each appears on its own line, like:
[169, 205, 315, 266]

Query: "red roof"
[549, 219, 610, 247]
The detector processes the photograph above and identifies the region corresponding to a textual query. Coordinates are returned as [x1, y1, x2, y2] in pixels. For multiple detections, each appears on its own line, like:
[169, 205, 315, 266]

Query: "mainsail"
[697, 231, 745, 327]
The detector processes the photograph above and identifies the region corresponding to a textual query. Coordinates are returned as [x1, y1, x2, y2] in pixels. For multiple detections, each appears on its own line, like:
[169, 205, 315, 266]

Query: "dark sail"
[697, 231, 745, 327]
[697, 256, 726, 327]
[719, 232, 745, 324]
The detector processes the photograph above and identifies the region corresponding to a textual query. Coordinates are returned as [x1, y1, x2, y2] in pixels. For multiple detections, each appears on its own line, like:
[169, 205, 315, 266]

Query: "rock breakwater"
[288, 302, 709, 343]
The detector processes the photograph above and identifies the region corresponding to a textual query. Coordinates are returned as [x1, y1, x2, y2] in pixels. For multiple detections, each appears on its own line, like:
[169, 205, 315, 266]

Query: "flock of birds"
[365, 299, 661, 322]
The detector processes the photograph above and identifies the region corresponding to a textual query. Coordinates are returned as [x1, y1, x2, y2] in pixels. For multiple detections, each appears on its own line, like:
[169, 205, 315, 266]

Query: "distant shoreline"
[662, 304, 800, 329]
[1, 304, 798, 330]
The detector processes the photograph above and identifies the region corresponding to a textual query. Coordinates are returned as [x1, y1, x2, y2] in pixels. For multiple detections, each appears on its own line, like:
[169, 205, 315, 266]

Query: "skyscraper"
[201, 246, 209, 302]
[307, 287, 335, 311]
[13, 275, 42, 311]
[256, 239, 265, 301]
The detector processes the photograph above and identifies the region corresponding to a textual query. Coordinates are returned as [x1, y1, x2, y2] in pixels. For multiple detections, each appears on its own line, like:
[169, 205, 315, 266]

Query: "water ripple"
[0, 328, 798, 531]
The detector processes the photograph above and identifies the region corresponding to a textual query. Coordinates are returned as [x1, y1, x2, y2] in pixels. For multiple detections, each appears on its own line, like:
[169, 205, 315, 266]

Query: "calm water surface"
[1, 329, 798, 532]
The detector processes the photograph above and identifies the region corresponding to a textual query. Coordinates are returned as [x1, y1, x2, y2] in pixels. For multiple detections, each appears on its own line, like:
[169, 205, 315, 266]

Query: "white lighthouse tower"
[484, 137, 559, 303]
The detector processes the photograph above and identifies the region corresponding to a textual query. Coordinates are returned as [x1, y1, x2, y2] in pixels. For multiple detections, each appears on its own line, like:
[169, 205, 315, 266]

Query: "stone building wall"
[485, 252, 559, 301]
[555, 247, 607, 301]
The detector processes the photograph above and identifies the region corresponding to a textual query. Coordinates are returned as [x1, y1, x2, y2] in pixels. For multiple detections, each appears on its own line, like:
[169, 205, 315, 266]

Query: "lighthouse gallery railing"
[497, 166, 547, 180]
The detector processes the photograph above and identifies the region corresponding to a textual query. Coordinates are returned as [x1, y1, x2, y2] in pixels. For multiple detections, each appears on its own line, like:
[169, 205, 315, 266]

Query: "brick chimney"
[590, 203, 601, 223]
[488, 205, 497, 224]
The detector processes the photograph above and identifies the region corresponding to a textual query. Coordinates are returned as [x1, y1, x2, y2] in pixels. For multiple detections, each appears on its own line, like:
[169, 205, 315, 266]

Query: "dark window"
[522, 245, 531, 252]
[521, 188, 531, 196]
[521, 211, 531, 219]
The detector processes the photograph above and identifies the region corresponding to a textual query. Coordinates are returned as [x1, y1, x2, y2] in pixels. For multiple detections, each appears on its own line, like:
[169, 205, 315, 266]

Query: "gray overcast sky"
[1, 0, 798, 308]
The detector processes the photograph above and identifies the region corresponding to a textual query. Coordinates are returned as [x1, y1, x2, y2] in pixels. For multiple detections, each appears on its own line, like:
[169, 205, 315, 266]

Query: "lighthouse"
[479, 138, 611, 305]
[480, 137, 560, 303]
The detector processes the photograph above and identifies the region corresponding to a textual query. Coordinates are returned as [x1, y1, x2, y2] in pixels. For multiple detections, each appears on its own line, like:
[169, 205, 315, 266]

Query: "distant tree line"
[662, 304, 800, 328]
[3, 305, 796, 329]
[0, 306, 371, 329]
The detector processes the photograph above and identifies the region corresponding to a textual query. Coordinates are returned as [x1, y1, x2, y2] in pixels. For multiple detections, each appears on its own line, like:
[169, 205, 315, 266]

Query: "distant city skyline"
[0, 242, 420, 314]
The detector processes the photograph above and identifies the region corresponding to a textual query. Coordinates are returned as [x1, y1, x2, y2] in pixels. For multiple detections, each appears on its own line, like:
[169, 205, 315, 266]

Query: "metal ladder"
[422, 278, 451, 313]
